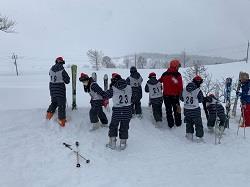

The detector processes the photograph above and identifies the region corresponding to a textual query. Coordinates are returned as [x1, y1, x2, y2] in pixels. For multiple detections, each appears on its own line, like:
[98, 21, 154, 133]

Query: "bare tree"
[137, 56, 147, 69]
[87, 49, 103, 71]
[0, 14, 15, 33]
[123, 57, 130, 69]
[102, 56, 116, 68]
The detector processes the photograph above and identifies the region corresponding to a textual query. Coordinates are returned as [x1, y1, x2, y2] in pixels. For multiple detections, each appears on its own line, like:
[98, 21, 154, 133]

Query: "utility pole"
[246, 40, 249, 63]
[134, 53, 137, 68]
[12, 53, 18, 76]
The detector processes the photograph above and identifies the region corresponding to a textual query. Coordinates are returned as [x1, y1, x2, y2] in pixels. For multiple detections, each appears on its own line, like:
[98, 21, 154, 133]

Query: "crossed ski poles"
[63, 142, 90, 167]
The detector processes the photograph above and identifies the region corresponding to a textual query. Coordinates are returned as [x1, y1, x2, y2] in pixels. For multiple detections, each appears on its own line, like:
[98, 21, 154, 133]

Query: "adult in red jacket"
[159, 59, 183, 128]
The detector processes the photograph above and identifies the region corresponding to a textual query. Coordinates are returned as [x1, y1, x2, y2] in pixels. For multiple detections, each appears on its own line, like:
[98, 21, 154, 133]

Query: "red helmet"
[79, 73, 89, 82]
[193, 75, 203, 85]
[112, 73, 121, 79]
[148, 72, 156, 78]
[55, 56, 65, 64]
[169, 59, 181, 69]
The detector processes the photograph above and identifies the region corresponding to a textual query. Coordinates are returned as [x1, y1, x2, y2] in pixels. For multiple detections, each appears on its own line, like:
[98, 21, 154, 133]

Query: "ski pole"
[63, 143, 90, 163]
[75, 141, 80, 167]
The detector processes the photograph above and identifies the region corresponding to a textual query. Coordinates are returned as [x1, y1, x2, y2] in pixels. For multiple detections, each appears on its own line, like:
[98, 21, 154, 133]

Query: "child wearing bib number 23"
[105, 73, 132, 150]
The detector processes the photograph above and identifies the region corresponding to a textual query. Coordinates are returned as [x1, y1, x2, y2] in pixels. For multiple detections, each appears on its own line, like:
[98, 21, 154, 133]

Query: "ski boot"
[58, 119, 66, 127]
[89, 122, 100, 131]
[136, 114, 143, 119]
[106, 137, 117, 150]
[207, 126, 214, 133]
[196, 137, 204, 143]
[185, 133, 193, 141]
[119, 139, 127, 150]
[46, 112, 54, 120]
[100, 123, 108, 128]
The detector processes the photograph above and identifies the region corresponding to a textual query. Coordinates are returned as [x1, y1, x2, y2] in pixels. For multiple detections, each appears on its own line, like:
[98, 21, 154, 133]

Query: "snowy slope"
[0, 61, 250, 187]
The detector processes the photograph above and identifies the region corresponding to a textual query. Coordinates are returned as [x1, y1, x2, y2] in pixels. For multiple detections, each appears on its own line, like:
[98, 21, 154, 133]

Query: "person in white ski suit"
[105, 73, 132, 150]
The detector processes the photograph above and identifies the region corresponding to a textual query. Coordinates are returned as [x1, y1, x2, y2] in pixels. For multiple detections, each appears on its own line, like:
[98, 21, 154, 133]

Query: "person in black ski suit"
[181, 75, 204, 142]
[145, 72, 163, 127]
[105, 73, 132, 150]
[126, 66, 143, 118]
[46, 56, 70, 127]
[204, 94, 226, 132]
[79, 73, 108, 131]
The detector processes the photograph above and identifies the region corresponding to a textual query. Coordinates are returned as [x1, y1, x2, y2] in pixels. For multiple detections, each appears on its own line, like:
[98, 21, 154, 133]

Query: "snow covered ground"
[0, 60, 250, 187]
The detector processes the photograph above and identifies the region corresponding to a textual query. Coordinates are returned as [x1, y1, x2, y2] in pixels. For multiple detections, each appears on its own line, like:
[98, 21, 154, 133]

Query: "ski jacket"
[145, 77, 163, 105]
[159, 67, 183, 97]
[49, 63, 70, 99]
[106, 79, 133, 121]
[126, 72, 143, 103]
[240, 80, 250, 104]
[204, 95, 225, 119]
[84, 78, 107, 107]
[181, 82, 204, 118]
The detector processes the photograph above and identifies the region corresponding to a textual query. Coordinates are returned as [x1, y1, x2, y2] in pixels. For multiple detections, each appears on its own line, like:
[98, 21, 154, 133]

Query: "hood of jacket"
[51, 63, 64, 72]
[147, 77, 159, 85]
[186, 82, 198, 93]
[113, 79, 128, 90]
[130, 71, 141, 79]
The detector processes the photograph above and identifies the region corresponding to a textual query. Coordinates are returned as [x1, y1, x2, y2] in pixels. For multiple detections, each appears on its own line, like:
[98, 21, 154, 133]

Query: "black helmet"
[130, 66, 137, 74]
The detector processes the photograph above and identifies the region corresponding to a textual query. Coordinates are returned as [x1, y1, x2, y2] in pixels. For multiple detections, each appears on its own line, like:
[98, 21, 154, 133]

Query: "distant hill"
[112, 52, 239, 69]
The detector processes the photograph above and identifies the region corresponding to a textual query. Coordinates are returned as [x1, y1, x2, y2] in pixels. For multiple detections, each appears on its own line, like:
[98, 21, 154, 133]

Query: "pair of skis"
[63, 142, 90, 167]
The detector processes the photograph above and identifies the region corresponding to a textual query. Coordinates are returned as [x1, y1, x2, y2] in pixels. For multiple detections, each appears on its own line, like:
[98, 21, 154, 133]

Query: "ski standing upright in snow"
[224, 77, 232, 128]
[71, 65, 77, 110]
[103, 74, 110, 111]
[92, 72, 97, 82]
[232, 72, 243, 117]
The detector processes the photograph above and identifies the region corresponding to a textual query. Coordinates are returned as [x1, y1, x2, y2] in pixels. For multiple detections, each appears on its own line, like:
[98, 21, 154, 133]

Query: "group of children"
[46, 56, 250, 148]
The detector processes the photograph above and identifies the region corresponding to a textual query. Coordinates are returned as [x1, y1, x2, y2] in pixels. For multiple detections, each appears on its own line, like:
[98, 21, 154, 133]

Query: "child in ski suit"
[46, 57, 70, 127]
[126, 66, 143, 118]
[159, 59, 183, 128]
[105, 73, 132, 150]
[238, 72, 250, 127]
[145, 72, 163, 127]
[204, 94, 226, 132]
[79, 73, 108, 131]
[181, 75, 204, 141]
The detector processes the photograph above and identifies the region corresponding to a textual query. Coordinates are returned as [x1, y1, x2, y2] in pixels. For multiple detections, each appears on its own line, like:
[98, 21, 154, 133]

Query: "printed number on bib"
[119, 95, 128, 104]
[51, 75, 57, 83]
[153, 87, 160, 94]
[186, 96, 194, 104]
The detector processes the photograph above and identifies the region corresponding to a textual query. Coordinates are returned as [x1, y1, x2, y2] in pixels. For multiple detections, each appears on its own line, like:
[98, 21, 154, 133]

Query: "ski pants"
[152, 103, 162, 122]
[185, 116, 204, 138]
[47, 97, 66, 120]
[163, 96, 182, 128]
[131, 101, 142, 115]
[89, 105, 108, 124]
[207, 113, 226, 128]
[242, 104, 250, 127]
[109, 119, 130, 139]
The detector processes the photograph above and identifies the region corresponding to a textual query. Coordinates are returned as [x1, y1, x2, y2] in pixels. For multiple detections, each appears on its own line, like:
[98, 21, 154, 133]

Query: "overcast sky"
[1, 0, 250, 63]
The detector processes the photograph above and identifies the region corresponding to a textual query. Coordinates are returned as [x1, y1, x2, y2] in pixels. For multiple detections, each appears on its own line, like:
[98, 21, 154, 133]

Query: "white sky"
[0, 0, 250, 63]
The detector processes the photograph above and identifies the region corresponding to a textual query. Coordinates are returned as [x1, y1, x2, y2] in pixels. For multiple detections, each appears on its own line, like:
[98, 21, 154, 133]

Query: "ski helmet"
[55, 56, 65, 64]
[79, 73, 89, 82]
[169, 59, 181, 69]
[148, 72, 156, 78]
[192, 75, 203, 85]
[130, 66, 137, 74]
[111, 73, 121, 84]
